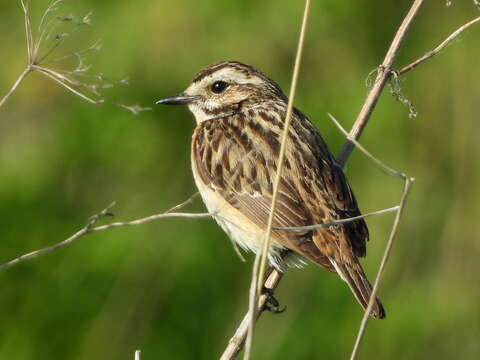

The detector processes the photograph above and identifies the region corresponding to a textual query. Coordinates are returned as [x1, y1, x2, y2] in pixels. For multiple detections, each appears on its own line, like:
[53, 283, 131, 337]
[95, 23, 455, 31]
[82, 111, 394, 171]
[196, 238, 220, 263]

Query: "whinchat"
[157, 61, 385, 319]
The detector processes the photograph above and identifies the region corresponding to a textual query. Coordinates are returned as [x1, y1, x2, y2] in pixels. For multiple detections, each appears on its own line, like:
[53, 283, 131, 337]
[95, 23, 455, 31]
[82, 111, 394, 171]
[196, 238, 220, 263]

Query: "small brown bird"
[157, 61, 385, 319]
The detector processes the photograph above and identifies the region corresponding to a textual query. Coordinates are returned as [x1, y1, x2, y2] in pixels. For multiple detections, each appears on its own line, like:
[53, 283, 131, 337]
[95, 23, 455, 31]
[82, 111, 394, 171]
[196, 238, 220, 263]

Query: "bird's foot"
[261, 286, 286, 314]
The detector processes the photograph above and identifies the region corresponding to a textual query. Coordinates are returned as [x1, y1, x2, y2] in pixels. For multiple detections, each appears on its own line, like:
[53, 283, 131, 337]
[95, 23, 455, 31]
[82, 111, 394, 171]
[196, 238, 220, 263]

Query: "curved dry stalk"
[349, 177, 414, 360]
[276, 206, 400, 232]
[243, 1, 311, 359]
[34, 65, 103, 104]
[325, 113, 415, 360]
[336, 0, 425, 166]
[328, 114, 406, 180]
[327, 113, 415, 360]
[398, 16, 480, 75]
[0, 200, 213, 272]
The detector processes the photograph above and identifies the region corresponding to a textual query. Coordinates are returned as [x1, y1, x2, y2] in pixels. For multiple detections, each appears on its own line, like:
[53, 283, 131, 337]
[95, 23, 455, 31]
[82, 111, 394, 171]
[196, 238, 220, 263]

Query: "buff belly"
[191, 161, 287, 268]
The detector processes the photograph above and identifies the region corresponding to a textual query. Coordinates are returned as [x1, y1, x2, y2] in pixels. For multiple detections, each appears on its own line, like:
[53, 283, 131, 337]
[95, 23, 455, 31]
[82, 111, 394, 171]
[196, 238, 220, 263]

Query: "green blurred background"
[1, 1, 479, 359]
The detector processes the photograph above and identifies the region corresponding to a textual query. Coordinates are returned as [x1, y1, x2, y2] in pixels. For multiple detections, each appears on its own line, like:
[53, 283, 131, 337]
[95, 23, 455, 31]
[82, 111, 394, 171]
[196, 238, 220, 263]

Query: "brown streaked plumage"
[156, 61, 385, 319]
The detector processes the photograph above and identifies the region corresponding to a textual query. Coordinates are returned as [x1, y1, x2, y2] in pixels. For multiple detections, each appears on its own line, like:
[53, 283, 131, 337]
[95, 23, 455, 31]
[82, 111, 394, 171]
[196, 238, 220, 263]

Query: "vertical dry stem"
[134, 350, 141, 360]
[243, 1, 311, 359]
[220, 272, 283, 360]
[349, 178, 414, 360]
[337, 0, 425, 166]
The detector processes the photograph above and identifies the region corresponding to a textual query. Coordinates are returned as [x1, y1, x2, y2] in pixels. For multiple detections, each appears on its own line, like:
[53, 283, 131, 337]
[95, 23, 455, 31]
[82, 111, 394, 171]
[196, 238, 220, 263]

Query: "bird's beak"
[155, 93, 199, 105]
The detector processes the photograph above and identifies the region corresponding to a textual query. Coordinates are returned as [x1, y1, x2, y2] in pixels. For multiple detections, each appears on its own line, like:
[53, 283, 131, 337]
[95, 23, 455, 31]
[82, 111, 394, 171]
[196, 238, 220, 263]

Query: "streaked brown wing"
[192, 114, 310, 230]
[328, 162, 369, 257]
[193, 109, 368, 264]
[293, 108, 369, 257]
[192, 113, 339, 268]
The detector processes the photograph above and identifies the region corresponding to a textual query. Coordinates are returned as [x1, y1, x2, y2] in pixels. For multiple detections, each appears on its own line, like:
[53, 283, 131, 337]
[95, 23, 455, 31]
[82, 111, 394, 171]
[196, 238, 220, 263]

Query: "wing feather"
[192, 109, 368, 268]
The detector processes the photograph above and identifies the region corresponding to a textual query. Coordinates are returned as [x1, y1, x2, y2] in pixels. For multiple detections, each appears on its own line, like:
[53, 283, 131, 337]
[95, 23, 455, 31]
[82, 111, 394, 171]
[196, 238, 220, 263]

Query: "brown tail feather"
[332, 259, 386, 319]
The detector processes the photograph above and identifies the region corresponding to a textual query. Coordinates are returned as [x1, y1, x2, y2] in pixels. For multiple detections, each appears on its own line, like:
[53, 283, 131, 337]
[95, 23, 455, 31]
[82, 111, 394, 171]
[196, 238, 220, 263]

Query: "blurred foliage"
[1, 1, 480, 359]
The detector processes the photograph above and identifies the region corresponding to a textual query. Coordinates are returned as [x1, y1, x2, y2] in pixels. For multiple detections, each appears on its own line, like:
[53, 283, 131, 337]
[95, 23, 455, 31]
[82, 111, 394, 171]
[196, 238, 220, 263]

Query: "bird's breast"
[190, 134, 286, 264]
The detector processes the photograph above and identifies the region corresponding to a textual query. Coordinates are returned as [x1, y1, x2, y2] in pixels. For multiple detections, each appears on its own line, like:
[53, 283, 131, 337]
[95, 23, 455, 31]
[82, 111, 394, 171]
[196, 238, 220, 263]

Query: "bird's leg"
[261, 286, 286, 314]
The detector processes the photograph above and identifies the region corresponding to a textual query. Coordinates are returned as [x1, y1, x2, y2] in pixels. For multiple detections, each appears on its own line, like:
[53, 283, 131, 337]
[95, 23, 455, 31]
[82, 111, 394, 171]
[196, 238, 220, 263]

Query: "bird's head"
[156, 61, 286, 123]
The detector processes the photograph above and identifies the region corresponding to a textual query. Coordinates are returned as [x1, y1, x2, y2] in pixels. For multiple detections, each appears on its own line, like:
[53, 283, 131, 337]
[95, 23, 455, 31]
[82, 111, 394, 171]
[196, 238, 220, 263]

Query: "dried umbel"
[1, 0, 149, 114]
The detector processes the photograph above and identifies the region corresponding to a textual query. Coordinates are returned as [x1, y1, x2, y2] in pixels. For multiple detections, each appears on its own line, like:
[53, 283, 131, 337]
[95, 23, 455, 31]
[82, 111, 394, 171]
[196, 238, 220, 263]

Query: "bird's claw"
[262, 286, 286, 314]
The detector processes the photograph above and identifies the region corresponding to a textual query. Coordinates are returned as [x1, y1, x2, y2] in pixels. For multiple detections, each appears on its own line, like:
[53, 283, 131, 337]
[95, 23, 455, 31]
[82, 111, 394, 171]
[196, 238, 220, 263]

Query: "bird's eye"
[211, 81, 228, 94]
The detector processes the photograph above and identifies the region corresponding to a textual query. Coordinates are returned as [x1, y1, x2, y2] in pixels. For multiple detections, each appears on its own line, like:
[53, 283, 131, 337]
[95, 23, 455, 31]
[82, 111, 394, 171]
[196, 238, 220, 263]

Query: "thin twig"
[398, 16, 480, 75]
[91, 211, 213, 231]
[328, 114, 406, 180]
[0, 201, 213, 272]
[255, 0, 311, 293]
[0, 66, 32, 108]
[220, 271, 283, 360]
[336, 0, 425, 166]
[243, 1, 311, 359]
[0, 0, 34, 110]
[328, 115, 414, 359]
[33, 65, 103, 104]
[20, 0, 34, 63]
[349, 178, 414, 360]
[164, 192, 199, 213]
[276, 206, 400, 232]
[243, 248, 263, 360]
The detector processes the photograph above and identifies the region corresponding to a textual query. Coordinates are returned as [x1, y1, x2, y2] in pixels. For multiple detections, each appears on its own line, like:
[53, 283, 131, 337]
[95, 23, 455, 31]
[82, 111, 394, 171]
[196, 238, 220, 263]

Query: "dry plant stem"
[0, 202, 213, 272]
[0, 0, 35, 109]
[328, 114, 406, 180]
[398, 16, 480, 75]
[220, 271, 283, 360]
[134, 350, 141, 360]
[329, 114, 414, 359]
[277, 206, 400, 232]
[349, 178, 414, 360]
[255, 0, 310, 290]
[165, 192, 199, 213]
[0, 66, 32, 109]
[337, 0, 425, 166]
[33, 65, 102, 104]
[327, 115, 416, 360]
[20, 0, 34, 63]
[243, 250, 262, 360]
[255, 0, 311, 294]
[243, 1, 311, 359]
